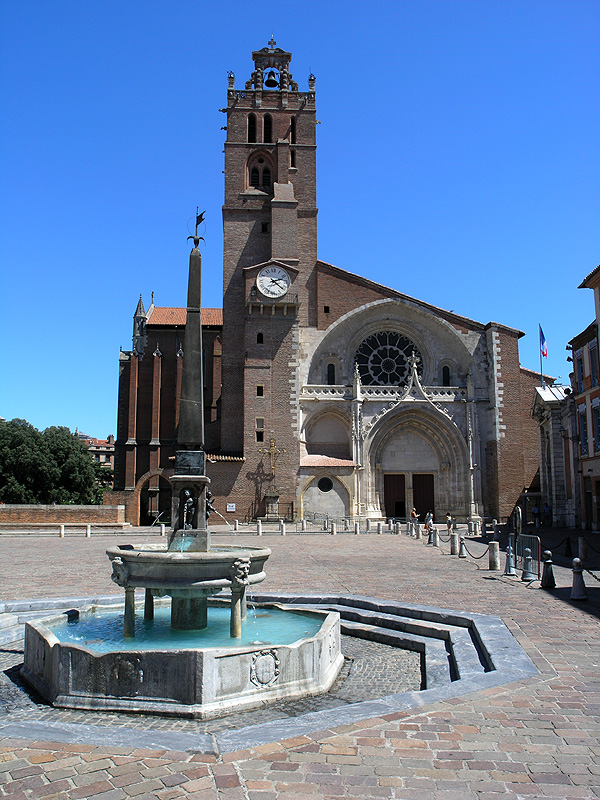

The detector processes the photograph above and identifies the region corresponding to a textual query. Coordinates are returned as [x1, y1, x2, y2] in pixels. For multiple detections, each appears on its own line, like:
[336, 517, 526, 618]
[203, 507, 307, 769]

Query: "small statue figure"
[206, 490, 216, 521]
[181, 489, 196, 530]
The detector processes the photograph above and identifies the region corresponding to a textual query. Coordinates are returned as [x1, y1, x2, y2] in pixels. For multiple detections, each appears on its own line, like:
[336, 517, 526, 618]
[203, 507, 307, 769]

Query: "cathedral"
[113, 41, 541, 526]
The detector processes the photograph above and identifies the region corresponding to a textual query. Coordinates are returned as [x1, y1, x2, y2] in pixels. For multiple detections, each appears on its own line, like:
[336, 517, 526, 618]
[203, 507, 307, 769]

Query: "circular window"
[318, 477, 333, 493]
[354, 331, 423, 386]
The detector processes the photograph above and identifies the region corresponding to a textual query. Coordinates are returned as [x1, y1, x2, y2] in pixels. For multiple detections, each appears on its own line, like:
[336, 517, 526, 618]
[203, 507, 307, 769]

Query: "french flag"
[539, 325, 548, 358]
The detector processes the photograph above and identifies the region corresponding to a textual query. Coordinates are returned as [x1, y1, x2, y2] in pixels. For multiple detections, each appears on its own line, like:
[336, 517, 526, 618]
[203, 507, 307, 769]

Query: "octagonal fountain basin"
[22, 600, 343, 719]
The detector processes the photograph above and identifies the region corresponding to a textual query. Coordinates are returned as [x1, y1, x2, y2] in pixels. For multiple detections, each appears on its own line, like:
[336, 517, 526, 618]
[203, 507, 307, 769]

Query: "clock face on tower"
[256, 266, 291, 298]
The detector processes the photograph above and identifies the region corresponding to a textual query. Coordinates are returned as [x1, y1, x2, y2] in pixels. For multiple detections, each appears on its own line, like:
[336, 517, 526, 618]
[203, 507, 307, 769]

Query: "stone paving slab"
[0, 530, 599, 798]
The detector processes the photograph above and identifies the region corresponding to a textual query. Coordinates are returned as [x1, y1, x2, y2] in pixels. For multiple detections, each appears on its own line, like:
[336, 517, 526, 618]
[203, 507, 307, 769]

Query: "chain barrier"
[584, 538, 600, 556]
[462, 542, 490, 560]
[438, 531, 452, 542]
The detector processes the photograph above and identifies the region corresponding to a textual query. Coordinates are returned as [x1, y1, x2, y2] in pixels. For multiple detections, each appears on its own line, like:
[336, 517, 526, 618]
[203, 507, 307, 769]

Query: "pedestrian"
[410, 507, 418, 536]
[425, 510, 433, 532]
[532, 504, 540, 527]
[542, 503, 551, 527]
[445, 512, 452, 533]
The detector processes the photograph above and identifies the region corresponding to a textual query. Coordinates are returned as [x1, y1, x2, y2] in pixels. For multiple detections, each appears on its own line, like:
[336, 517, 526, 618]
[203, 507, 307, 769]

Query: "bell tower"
[221, 41, 318, 454]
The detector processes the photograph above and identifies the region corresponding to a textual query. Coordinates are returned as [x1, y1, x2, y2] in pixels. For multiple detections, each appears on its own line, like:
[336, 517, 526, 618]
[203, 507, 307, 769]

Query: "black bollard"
[565, 538, 573, 557]
[540, 550, 556, 590]
[570, 558, 588, 601]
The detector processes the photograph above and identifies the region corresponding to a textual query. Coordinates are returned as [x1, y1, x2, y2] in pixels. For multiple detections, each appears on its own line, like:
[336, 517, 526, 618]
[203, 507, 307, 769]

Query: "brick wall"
[0, 504, 125, 525]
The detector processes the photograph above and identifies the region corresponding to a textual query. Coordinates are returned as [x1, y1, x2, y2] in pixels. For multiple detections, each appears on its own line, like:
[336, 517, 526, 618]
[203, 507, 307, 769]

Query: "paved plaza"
[0, 527, 599, 799]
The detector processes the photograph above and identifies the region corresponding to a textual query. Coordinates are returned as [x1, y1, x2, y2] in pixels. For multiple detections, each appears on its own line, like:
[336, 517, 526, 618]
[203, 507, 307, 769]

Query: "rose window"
[354, 331, 423, 386]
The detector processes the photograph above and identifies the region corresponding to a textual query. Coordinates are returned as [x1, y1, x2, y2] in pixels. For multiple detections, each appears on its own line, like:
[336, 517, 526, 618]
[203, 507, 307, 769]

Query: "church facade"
[113, 42, 541, 526]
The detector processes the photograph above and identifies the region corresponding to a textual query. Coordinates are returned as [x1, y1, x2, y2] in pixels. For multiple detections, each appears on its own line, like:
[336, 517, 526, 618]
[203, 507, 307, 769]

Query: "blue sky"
[1, 0, 598, 438]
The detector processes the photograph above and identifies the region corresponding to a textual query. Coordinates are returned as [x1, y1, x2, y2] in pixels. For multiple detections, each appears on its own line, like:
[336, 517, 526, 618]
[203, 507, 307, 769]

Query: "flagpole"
[539, 324, 545, 388]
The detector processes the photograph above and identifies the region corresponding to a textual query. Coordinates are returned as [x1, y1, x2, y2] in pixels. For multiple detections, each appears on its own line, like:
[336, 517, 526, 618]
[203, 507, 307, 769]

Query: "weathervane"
[187, 207, 206, 247]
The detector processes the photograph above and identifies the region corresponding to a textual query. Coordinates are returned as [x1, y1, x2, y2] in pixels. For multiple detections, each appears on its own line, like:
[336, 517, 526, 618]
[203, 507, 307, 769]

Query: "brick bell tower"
[220, 39, 318, 503]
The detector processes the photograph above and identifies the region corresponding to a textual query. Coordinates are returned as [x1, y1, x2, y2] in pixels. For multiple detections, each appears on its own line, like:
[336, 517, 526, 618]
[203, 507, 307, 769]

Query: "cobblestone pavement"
[0, 529, 599, 799]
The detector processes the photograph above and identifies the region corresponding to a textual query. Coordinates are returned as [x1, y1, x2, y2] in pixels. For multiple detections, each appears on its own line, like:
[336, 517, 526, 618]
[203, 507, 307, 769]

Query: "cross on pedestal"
[259, 438, 286, 476]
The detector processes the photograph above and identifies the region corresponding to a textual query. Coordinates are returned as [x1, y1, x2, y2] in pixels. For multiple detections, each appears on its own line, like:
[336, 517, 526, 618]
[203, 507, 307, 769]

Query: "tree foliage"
[0, 419, 111, 504]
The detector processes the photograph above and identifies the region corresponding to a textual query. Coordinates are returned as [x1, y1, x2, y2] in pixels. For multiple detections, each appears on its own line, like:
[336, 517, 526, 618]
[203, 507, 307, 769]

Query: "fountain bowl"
[22, 600, 343, 719]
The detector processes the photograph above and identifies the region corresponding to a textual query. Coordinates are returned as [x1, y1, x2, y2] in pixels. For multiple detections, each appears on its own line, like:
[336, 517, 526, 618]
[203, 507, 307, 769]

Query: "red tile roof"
[147, 307, 222, 326]
[300, 455, 355, 468]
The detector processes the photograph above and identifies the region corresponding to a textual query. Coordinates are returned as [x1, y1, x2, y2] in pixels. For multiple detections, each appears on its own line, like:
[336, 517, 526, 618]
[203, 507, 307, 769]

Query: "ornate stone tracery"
[354, 331, 423, 386]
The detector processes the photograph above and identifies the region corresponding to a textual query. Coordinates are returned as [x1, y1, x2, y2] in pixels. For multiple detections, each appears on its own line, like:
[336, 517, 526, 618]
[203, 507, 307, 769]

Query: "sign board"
[227, 503, 236, 512]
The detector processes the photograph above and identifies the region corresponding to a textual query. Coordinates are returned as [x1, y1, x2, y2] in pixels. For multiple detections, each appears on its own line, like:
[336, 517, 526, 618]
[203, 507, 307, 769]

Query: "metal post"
[488, 541, 500, 570]
[458, 536, 467, 558]
[256, 519, 262, 536]
[541, 550, 556, 589]
[504, 535, 517, 576]
[59, 524, 65, 538]
[377, 522, 383, 535]
[354, 521, 360, 535]
[330, 523, 337, 536]
[234, 519, 239, 531]
[521, 547, 536, 581]
[450, 532, 459, 555]
[281, 522, 286, 536]
[85, 524, 91, 538]
[160, 523, 166, 537]
[570, 558, 588, 601]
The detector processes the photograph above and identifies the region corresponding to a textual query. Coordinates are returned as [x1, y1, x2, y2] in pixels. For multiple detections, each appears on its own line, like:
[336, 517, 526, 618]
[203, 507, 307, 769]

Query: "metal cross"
[268, 36, 276, 49]
[258, 438, 286, 475]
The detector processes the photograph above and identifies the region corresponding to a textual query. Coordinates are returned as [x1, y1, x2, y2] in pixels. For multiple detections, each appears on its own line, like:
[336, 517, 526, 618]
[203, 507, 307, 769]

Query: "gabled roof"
[147, 307, 223, 326]
[316, 260, 524, 337]
[578, 264, 600, 289]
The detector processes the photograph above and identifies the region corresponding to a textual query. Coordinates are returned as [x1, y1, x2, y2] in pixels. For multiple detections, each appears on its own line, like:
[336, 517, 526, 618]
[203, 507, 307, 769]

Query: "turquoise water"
[48, 605, 322, 653]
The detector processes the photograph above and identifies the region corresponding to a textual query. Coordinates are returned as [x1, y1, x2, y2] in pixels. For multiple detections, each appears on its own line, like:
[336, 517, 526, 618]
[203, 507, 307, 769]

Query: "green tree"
[0, 419, 109, 505]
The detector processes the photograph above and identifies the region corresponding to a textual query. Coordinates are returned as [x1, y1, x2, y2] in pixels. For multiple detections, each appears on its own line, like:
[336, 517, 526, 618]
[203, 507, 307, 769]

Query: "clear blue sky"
[1, 0, 598, 438]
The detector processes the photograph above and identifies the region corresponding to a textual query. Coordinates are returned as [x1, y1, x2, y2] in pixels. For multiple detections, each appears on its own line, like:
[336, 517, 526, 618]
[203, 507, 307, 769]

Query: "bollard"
[570, 557, 588, 600]
[388, 519, 394, 532]
[394, 521, 401, 535]
[492, 519, 499, 541]
[467, 521, 474, 536]
[450, 532, 459, 555]
[301, 518, 307, 532]
[59, 524, 65, 539]
[85, 524, 91, 538]
[503, 537, 517, 576]
[578, 536, 588, 562]
[160, 523, 166, 537]
[458, 536, 467, 558]
[427, 527, 434, 545]
[366, 519, 371, 532]
[453, 519, 457, 531]
[323, 518, 329, 531]
[256, 520, 262, 536]
[344, 518, 350, 531]
[330, 523, 336, 536]
[564, 538, 573, 557]
[473, 520, 480, 536]
[415, 523, 422, 541]
[488, 540, 500, 570]
[354, 521, 360, 535]
[481, 520, 487, 537]
[377, 522, 383, 535]
[281, 522, 286, 536]
[406, 522, 411, 536]
[234, 519, 239, 531]
[432, 527, 440, 547]
[541, 550, 556, 589]
[521, 547, 536, 581]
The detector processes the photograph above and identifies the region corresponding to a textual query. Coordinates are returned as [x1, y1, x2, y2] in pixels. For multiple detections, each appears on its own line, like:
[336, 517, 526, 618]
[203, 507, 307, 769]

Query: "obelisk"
[169, 218, 211, 553]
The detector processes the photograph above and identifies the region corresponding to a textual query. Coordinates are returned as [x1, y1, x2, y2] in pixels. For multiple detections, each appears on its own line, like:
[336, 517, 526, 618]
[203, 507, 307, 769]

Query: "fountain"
[22, 220, 343, 718]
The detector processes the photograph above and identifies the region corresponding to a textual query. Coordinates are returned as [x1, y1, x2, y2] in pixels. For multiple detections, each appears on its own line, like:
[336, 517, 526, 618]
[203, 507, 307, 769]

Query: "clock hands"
[270, 278, 287, 288]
